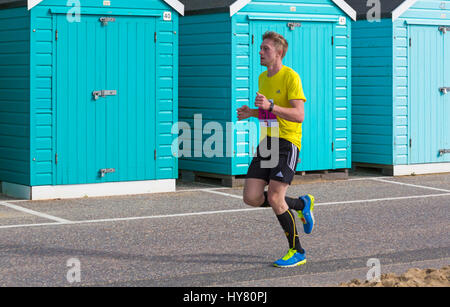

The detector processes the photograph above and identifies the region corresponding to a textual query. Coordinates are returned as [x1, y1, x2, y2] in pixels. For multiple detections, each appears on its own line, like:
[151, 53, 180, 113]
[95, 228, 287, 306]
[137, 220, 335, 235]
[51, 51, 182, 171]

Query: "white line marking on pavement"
[0, 222, 66, 230]
[369, 178, 450, 193]
[203, 186, 450, 205]
[0, 199, 30, 203]
[0, 208, 269, 230]
[346, 176, 392, 181]
[174, 187, 231, 193]
[65, 207, 268, 225]
[0, 202, 71, 223]
[1, 192, 449, 230]
[203, 190, 243, 199]
[0, 187, 231, 203]
[316, 193, 450, 206]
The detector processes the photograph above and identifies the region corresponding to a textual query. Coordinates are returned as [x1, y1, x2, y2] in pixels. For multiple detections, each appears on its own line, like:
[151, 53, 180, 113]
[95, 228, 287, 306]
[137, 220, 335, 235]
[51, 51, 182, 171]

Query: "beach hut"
[0, 0, 184, 199]
[347, 0, 450, 175]
[178, 0, 356, 185]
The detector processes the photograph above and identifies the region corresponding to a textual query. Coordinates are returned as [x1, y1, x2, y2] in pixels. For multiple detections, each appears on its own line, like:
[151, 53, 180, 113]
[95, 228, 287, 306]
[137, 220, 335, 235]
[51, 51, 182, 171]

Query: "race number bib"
[258, 101, 278, 128]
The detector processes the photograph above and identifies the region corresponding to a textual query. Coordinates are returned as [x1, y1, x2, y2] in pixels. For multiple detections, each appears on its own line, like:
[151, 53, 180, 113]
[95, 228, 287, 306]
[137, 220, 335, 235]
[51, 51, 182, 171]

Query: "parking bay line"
[315, 193, 450, 206]
[0, 202, 71, 223]
[1, 191, 450, 231]
[0, 208, 268, 230]
[0, 187, 231, 204]
[369, 178, 450, 193]
[0, 175, 419, 205]
[203, 189, 244, 199]
[203, 188, 450, 205]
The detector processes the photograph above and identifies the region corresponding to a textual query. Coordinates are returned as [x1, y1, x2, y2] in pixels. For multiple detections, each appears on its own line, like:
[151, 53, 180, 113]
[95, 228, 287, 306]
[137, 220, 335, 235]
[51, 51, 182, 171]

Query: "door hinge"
[154, 149, 157, 160]
[409, 138, 412, 148]
[55, 30, 58, 41]
[331, 36, 334, 45]
[252, 35, 254, 45]
[332, 142, 334, 152]
[154, 32, 157, 43]
[409, 38, 411, 47]
[55, 153, 58, 164]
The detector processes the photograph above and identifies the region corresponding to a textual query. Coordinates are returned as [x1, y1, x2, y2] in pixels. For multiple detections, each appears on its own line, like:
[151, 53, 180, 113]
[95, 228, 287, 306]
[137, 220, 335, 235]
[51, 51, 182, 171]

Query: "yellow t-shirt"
[258, 65, 307, 151]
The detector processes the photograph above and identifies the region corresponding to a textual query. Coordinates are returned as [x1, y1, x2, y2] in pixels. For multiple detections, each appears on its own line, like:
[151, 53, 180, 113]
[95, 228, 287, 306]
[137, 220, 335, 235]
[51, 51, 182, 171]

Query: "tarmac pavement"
[0, 170, 449, 287]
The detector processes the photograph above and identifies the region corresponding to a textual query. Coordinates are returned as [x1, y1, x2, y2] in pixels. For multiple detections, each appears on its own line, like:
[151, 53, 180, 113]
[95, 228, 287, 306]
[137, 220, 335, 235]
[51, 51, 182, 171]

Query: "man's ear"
[277, 47, 284, 59]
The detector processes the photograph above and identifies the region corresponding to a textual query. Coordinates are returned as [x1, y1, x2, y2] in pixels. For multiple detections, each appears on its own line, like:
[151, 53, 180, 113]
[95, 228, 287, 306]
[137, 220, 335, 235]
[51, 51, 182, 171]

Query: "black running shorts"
[246, 136, 300, 185]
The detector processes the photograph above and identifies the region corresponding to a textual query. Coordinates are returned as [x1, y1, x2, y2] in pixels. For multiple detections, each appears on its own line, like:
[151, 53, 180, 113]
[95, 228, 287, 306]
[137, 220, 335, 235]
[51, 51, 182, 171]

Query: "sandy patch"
[339, 265, 450, 287]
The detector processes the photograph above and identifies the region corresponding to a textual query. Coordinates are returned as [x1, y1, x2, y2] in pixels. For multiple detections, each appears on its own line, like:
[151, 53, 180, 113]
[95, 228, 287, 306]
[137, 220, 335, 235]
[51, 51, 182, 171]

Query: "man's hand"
[254, 92, 271, 110]
[237, 105, 253, 121]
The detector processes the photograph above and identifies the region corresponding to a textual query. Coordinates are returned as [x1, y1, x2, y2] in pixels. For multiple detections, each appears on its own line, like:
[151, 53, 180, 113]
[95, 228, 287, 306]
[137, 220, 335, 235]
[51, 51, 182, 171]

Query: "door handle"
[439, 26, 450, 34]
[100, 17, 115, 26]
[439, 87, 450, 95]
[93, 90, 117, 100]
[287, 22, 301, 30]
[439, 149, 450, 156]
[99, 168, 116, 177]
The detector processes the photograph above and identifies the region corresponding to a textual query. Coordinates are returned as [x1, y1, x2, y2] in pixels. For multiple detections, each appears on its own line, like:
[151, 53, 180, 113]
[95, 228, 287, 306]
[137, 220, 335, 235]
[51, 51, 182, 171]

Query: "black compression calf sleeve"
[276, 210, 304, 254]
[285, 196, 305, 211]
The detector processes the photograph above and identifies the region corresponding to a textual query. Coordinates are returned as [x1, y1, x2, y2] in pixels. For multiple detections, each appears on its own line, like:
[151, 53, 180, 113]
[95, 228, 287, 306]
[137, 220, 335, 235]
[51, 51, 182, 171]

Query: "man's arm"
[272, 99, 305, 123]
[237, 105, 259, 121]
[255, 92, 305, 123]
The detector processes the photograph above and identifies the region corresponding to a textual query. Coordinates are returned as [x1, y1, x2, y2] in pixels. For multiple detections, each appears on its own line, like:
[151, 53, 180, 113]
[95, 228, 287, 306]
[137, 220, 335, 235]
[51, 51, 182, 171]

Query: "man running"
[237, 31, 315, 268]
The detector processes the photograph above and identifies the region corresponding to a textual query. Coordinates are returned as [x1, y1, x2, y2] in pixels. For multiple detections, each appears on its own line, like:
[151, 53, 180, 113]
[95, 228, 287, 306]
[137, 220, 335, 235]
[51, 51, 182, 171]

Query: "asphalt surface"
[0, 170, 449, 287]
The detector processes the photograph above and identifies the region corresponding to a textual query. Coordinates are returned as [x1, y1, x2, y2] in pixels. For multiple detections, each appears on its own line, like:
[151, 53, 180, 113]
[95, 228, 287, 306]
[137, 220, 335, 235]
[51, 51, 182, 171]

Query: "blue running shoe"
[273, 249, 306, 268]
[298, 194, 315, 234]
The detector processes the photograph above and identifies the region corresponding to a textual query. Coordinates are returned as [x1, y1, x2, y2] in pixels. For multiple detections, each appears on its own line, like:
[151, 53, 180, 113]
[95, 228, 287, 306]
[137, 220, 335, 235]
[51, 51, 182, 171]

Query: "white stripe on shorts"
[289, 144, 297, 171]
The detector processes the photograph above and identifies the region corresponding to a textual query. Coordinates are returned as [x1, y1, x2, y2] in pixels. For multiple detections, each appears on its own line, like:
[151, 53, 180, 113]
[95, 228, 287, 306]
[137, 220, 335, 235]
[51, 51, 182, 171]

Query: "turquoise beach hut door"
[409, 25, 450, 163]
[250, 20, 334, 171]
[55, 14, 157, 184]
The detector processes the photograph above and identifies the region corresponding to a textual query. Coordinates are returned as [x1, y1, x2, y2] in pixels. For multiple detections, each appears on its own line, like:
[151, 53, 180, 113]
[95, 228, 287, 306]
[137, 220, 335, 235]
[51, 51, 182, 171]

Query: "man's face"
[259, 39, 282, 67]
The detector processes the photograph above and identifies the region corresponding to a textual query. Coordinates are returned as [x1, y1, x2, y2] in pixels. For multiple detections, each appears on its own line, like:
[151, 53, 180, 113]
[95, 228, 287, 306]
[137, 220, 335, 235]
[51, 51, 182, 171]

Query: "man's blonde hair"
[262, 31, 289, 59]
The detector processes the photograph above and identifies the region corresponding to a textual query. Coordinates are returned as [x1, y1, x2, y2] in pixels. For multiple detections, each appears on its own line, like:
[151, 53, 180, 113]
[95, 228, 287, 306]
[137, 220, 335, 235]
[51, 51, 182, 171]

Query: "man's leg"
[268, 180, 306, 267]
[267, 180, 304, 254]
[265, 139, 314, 234]
[243, 177, 304, 254]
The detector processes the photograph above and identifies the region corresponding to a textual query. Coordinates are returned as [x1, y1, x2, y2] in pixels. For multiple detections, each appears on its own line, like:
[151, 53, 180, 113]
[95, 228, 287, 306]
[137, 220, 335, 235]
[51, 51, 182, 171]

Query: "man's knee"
[243, 193, 264, 207]
[267, 191, 283, 206]
[267, 190, 288, 214]
[243, 179, 266, 207]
